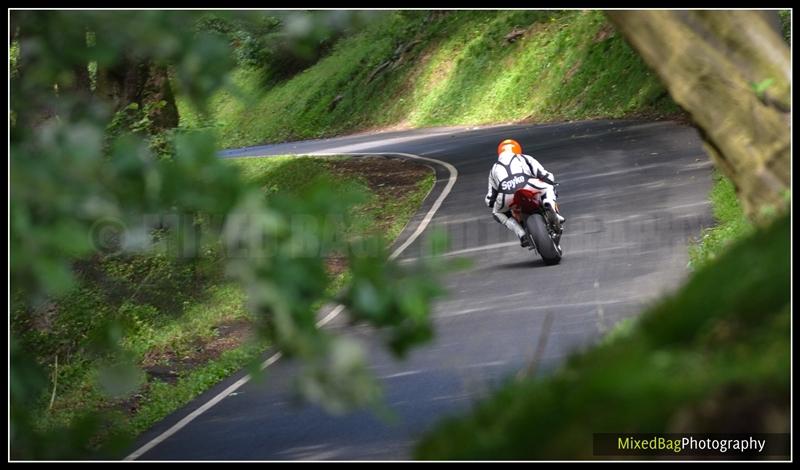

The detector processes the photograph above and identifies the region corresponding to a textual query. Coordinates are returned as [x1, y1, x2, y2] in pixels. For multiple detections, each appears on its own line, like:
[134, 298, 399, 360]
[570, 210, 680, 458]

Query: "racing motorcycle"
[510, 185, 563, 265]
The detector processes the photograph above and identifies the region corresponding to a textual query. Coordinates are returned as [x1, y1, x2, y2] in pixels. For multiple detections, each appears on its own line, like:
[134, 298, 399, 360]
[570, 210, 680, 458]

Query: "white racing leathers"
[485, 151, 558, 239]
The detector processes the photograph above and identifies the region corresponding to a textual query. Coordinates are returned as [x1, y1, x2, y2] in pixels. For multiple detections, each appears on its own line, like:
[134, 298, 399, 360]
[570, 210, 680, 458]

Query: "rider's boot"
[544, 203, 565, 231]
[502, 217, 530, 247]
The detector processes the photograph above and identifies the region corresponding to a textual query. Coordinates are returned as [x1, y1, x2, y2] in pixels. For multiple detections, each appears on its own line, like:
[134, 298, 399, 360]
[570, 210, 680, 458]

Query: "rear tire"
[527, 213, 562, 265]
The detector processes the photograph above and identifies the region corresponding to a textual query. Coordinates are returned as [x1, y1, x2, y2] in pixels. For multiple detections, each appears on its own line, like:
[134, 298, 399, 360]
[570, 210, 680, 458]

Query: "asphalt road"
[129, 119, 714, 460]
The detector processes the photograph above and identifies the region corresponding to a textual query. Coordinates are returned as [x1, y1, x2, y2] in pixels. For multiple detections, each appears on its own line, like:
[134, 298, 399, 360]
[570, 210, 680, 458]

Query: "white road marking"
[429, 215, 484, 226]
[316, 304, 345, 328]
[125, 151, 458, 460]
[402, 241, 519, 262]
[438, 298, 638, 319]
[462, 360, 506, 369]
[381, 370, 423, 379]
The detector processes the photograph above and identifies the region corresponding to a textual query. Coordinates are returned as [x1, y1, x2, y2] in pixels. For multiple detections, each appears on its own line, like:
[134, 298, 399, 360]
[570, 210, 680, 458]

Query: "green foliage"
[178, 10, 678, 148]
[689, 171, 754, 270]
[598, 316, 637, 347]
[193, 11, 381, 84]
[11, 11, 445, 459]
[751, 77, 775, 99]
[12, 153, 437, 457]
[106, 102, 176, 157]
[230, 156, 359, 200]
[195, 12, 280, 69]
[10, 40, 21, 77]
[416, 214, 790, 459]
[778, 10, 791, 44]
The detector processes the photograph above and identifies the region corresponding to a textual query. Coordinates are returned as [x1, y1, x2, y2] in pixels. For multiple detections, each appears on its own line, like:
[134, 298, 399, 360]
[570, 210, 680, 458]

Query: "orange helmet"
[497, 139, 522, 156]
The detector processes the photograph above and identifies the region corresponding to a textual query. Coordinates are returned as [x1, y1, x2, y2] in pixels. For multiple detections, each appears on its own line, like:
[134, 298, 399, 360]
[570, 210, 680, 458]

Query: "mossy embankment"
[179, 10, 681, 148]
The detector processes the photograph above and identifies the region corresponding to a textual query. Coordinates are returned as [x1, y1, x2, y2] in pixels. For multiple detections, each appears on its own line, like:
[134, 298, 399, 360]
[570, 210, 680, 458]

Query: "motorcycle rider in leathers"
[485, 139, 565, 247]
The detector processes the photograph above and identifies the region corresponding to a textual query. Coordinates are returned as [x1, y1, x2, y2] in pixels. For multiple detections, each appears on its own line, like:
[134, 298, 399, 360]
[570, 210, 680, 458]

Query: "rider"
[485, 139, 565, 247]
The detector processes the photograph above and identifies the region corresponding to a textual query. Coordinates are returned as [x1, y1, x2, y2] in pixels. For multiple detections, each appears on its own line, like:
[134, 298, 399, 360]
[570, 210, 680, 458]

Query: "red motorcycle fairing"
[510, 188, 543, 222]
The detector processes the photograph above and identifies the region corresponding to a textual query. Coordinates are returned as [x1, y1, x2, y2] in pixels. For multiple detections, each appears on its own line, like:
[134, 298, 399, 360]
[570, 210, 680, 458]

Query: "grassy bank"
[688, 171, 754, 270]
[11, 155, 434, 457]
[178, 10, 680, 148]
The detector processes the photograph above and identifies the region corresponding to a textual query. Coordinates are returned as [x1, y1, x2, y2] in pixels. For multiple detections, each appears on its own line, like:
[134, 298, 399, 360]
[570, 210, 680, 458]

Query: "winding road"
[128, 119, 714, 460]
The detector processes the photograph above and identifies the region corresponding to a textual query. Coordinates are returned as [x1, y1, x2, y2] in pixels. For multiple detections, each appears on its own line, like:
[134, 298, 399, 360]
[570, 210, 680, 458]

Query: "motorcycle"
[510, 185, 563, 265]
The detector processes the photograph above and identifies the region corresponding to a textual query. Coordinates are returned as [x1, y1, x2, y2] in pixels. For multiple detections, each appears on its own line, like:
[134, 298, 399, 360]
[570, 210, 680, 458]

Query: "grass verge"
[688, 171, 754, 270]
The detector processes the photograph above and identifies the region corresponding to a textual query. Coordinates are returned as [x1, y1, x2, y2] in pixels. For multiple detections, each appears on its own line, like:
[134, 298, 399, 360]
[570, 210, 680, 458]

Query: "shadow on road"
[493, 258, 548, 270]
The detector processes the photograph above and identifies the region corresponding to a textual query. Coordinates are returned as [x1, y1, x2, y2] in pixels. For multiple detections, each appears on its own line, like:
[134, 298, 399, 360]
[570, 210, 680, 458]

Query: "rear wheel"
[527, 213, 562, 265]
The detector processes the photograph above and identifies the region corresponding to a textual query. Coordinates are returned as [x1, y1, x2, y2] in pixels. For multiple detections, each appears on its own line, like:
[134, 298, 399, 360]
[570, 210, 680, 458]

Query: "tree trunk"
[96, 54, 179, 132]
[606, 10, 790, 223]
[141, 64, 179, 131]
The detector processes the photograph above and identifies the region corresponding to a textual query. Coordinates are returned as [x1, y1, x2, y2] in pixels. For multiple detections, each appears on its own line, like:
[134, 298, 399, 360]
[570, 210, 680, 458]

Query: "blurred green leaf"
[97, 360, 145, 399]
[752, 77, 774, 98]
